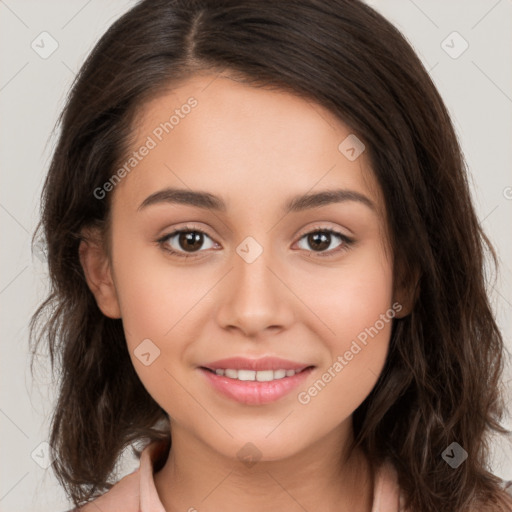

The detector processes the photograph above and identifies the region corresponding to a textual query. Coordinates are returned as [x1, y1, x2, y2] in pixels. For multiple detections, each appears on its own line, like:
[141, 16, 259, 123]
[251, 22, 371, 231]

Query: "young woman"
[30, 0, 512, 510]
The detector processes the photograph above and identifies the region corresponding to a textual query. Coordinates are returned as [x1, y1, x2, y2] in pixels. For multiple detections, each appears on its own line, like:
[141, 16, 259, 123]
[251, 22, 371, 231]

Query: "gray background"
[0, 0, 511, 510]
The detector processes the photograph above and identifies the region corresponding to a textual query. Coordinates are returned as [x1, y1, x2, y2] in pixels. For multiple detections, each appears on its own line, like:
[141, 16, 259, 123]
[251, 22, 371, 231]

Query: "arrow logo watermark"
[338, 134, 366, 161]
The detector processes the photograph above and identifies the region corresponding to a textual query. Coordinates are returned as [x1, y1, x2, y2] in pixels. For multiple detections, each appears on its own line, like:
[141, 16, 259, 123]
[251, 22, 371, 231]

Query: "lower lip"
[199, 367, 314, 405]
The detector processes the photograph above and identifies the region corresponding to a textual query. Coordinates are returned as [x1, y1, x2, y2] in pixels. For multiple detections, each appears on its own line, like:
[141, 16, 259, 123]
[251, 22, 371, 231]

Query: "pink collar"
[138, 440, 403, 511]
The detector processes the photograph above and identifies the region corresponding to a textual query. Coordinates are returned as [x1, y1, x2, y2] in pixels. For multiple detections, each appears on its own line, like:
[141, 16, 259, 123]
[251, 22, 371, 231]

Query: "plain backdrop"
[0, 1, 511, 510]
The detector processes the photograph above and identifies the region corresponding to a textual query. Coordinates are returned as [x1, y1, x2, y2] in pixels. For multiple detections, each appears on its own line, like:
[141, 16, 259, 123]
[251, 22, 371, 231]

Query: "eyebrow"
[137, 187, 376, 213]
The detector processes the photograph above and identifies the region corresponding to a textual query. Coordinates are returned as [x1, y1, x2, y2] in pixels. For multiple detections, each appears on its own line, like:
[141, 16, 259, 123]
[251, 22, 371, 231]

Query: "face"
[82, 72, 403, 462]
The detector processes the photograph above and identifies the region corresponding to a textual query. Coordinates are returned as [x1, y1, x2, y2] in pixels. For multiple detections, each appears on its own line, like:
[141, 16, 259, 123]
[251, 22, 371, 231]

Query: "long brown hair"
[29, 0, 512, 510]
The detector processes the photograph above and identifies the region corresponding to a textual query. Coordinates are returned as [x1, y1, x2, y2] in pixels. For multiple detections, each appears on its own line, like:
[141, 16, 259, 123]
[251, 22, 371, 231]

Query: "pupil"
[309, 232, 330, 251]
[180, 232, 202, 252]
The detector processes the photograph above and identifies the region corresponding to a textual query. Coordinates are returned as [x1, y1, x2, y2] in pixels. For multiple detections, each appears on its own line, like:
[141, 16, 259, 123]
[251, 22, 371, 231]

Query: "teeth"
[212, 368, 302, 381]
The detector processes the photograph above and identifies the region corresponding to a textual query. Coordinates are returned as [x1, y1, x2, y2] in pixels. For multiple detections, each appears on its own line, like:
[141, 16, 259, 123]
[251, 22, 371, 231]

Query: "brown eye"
[306, 231, 332, 251]
[177, 231, 204, 252]
[296, 229, 353, 257]
[158, 228, 216, 257]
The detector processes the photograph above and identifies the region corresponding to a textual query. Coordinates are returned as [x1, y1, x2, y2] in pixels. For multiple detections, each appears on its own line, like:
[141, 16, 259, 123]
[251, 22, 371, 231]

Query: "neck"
[153, 421, 374, 512]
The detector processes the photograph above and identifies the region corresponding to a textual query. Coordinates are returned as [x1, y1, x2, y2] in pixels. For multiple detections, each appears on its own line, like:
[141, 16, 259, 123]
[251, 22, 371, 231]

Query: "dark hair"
[30, 0, 512, 510]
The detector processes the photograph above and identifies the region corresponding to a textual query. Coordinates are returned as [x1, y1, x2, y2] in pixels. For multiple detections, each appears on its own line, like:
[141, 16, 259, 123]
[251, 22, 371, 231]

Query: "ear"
[78, 227, 121, 319]
[393, 264, 420, 319]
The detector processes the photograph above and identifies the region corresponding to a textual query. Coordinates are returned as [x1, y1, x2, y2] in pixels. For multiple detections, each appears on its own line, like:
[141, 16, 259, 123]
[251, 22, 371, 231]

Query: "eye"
[157, 225, 354, 259]
[295, 228, 354, 258]
[157, 226, 218, 258]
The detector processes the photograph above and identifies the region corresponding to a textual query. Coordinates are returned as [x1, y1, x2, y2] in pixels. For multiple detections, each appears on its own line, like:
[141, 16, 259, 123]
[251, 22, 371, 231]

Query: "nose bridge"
[216, 234, 294, 336]
[236, 235, 274, 293]
[233, 234, 280, 308]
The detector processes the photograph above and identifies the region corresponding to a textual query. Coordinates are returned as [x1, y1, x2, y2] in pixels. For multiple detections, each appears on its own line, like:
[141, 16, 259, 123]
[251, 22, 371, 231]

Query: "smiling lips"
[199, 356, 315, 405]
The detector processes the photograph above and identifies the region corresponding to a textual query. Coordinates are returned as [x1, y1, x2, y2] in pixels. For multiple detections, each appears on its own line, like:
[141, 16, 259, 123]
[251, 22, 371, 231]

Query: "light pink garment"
[77, 440, 404, 511]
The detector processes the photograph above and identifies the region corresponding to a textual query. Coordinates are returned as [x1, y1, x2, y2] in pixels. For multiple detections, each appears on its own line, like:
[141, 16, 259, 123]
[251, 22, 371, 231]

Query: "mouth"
[199, 366, 314, 382]
[198, 357, 316, 405]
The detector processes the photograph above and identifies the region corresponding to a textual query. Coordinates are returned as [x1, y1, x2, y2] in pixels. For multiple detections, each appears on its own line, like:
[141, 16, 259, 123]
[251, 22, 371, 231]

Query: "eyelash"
[156, 224, 354, 260]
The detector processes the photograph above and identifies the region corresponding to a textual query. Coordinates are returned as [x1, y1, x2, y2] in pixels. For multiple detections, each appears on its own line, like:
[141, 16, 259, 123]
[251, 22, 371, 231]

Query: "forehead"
[114, 72, 385, 217]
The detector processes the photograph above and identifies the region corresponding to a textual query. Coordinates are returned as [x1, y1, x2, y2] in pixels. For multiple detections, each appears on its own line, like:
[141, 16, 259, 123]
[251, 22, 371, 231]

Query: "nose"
[215, 238, 295, 339]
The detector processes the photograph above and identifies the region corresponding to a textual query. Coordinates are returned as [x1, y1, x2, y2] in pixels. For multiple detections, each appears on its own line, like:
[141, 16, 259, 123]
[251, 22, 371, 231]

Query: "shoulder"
[384, 461, 512, 512]
[373, 458, 403, 511]
[442, 478, 512, 512]
[64, 438, 169, 512]
[72, 468, 141, 511]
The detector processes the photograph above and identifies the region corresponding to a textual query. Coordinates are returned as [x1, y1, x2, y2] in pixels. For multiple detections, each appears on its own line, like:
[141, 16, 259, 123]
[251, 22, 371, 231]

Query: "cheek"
[110, 244, 200, 413]
[305, 244, 394, 346]
[298, 245, 394, 393]
[296, 278, 394, 418]
[111, 237, 210, 341]
[110, 241, 216, 409]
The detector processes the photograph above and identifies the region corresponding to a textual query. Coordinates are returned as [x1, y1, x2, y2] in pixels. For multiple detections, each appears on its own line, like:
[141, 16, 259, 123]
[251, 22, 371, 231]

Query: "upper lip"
[201, 356, 314, 372]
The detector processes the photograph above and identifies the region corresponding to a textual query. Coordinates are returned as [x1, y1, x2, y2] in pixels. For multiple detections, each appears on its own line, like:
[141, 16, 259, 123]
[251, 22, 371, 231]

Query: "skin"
[79, 72, 412, 512]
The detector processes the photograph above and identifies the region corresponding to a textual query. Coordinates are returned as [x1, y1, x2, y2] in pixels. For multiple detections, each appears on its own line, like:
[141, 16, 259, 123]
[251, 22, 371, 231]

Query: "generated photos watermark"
[93, 96, 198, 200]
[297, 301, 402, 405]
